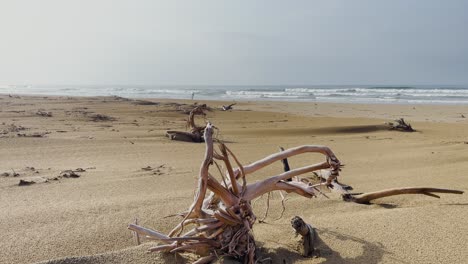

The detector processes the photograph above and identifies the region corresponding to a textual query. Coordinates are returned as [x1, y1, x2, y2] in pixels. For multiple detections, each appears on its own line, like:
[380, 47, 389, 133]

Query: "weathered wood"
[131, 124, 341, 263]
[342, 187, 463, 204]
[386, 118, 414, 132]
[291, 216, 316, 257]
[165, 106, 207, 142]
[279, 146, 292, 181]
[222, 103, 236, 111]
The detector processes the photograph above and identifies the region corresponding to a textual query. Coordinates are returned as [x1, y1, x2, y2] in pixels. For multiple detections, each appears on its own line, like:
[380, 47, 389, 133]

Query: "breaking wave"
[1, 85, 468, 104]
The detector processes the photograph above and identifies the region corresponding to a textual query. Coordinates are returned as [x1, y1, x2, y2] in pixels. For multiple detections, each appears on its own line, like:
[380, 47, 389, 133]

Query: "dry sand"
[0, 94, 467, 264]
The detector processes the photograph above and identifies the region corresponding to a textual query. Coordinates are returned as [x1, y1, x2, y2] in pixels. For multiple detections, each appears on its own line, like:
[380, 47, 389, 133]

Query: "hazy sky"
[1, 0, 467, 85]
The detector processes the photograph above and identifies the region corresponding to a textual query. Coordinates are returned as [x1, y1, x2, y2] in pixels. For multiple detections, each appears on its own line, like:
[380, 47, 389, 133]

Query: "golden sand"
[0, 95, 467, 263]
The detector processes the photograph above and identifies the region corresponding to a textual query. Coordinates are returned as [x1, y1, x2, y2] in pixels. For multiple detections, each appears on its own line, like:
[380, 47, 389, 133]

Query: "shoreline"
[2, 91, 468, 107]
[2, 93, 467, 123]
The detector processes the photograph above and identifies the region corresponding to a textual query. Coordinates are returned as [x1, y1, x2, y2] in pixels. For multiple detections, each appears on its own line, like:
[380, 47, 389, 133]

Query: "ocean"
[1, 85, 468, 105]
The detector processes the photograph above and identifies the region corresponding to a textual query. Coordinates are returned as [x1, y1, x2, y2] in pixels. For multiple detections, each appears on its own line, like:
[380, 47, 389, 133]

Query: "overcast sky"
[1, 0, 467, 85]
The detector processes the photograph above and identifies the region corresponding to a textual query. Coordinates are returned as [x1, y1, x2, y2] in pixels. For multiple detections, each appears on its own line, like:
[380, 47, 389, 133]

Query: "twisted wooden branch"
[342, 187, 463, 204]
[130, 123, 341, 263]
[166, 106, 207, 142]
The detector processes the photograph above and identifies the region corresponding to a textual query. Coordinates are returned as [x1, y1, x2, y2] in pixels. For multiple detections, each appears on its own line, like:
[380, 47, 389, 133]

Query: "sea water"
[1, 85, 468, 104]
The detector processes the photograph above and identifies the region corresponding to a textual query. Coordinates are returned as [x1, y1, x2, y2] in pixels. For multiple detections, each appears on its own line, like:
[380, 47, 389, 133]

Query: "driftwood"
[312, 169, 353, 193]
[166, 106, 208, 142]
[36, 110, 53, 117]
[130, 123, 342, 263]
[88, 113, 115, 122]
[179, 103, 211, 114]
[222, 103, 236, 111]
[291, 216, 316, 257]
[279, 147, 292, 182]
[386, 118, 414, 132]
[342, 187, 463, 204]
[281, 156, 463, 205]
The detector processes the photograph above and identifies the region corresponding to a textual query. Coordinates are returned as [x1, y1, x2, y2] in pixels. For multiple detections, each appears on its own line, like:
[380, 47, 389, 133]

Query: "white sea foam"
[1, 85, 467, 104]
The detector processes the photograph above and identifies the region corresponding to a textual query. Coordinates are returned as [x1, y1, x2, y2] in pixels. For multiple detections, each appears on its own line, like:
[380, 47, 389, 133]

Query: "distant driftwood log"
[222, 103, 236, 111]
[386, 118, 414, 132]
[166, 106, 208, 142]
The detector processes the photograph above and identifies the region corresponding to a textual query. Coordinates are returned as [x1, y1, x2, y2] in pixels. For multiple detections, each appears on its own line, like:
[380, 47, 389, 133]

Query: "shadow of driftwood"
[257, 243, 303, 264]
[314, 228, 409, 264]
[375, 203, 399, 209]
[313, 125, 389, 134]
[160, 252, 193, 263]
[221, 227, 408, 264]
[441, 203, 468, 206]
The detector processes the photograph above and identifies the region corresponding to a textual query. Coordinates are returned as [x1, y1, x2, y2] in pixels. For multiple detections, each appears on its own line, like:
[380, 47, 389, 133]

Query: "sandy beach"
[1, 94, 467, 264]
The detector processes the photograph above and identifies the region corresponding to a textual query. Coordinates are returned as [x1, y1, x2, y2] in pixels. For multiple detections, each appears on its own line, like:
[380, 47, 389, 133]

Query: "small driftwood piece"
[313, 169, 353, 193]
[36, 110, 53, 117]
[386, 118, 414, 132]
[130, 123, 342, 263]
[166, 106, 207, 142]
[89, 113, 115, 122]
[342, 187, 463, 204]
[291, 216, 316, 257]
[222, 103, 236, 111]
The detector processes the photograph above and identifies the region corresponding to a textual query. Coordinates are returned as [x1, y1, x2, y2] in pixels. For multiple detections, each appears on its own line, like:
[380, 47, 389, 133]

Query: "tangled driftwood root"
[131, 125, 463, 263]
[166, 106, 208, 142]
[130, 123, 342, 263]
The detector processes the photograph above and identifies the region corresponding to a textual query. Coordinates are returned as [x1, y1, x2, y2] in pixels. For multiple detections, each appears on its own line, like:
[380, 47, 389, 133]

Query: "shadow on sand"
[245, 228, 410, 264]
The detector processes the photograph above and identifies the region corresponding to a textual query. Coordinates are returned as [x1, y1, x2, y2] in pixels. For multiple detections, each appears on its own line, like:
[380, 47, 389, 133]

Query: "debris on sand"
[36, 110, 53, 117]
[386, 118, 415, 132]
[141, 166, 153, 171]
[19, 179, 36, 186]
[222, 103, 236, 111]
[59, 170, 81, 178]
[141, 164, 167, 175]
[18, 177, 49, 186]
[88, 114, 116, 122]
[11, 167, 88, 186]
[1, 124, 27, 135]
[133, 100, 160, 106]
[17, 132, 49, 138]
[111, 96, 132, 101]
[2, 169, 20, 177]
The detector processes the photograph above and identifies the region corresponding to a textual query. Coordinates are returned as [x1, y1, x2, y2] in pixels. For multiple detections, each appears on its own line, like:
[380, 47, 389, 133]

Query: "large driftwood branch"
[342, 187, 463, 204]
[166, 106, 207, 142]
[130, 124, 341, 263]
